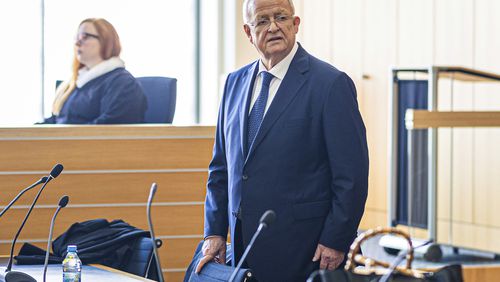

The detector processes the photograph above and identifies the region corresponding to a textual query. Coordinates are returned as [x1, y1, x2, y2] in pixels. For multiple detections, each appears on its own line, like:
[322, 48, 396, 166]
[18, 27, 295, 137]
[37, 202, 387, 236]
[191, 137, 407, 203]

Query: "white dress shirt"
[248, 42, 299, 115]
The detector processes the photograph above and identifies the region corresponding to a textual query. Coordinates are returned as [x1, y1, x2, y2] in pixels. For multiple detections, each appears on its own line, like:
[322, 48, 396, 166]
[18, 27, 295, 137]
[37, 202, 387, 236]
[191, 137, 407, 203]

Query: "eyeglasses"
[248, 14, 294, 31]
[75, 32, 99, 43]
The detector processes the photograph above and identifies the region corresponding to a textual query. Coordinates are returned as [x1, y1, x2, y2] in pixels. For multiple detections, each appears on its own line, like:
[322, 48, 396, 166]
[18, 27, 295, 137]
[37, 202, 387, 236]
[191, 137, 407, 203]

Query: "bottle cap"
[67, 245, 77, 252]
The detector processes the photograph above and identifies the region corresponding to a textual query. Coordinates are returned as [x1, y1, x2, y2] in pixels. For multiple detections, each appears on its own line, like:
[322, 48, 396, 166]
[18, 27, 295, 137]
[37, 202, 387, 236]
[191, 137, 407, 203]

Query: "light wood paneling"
[164, 271, 187, 282]
[473, 0, 500, 235]
[434, 0, 474, 67]
[359, 208, 387, 231]
[436, 83, 474, 228]
[434, 0, 476, 230]
[0, 139, 213, 171]
[437, 126, 452, 224]
[474, 0, 500, 74]
[299, 0, 333, 63]
[462, 265, 500, 282]
[0, 172, 208, 206]
[397, 0, 434, 66]
[360, 0, 397, 213]
[474, 128, 500, 228]
[0, 125, 215, 139]
[0, 205, 204, 241]
[360, 209, 428, 240]
[331, 0, 362, 86]
[449, 127, 474, 224]
[406, 111, 500, 129]
[437, 219, 500, 252]
[159, 237, 201, 269]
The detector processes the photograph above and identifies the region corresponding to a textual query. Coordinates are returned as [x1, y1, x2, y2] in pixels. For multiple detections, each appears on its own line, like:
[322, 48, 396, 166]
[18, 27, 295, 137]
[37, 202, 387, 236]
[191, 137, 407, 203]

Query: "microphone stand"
[0, 177, 48, 218]
[379, 240, 433, 282]
[228, 210, 275, 282]
[1, 164, 63, 282]
[147, 183, 164, 282]
[43, 195, 69, 282]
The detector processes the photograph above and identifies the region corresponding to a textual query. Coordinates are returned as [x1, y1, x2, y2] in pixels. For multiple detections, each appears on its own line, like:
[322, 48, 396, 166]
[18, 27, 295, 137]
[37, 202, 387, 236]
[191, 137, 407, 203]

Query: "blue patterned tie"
[247, 71, 274, 148]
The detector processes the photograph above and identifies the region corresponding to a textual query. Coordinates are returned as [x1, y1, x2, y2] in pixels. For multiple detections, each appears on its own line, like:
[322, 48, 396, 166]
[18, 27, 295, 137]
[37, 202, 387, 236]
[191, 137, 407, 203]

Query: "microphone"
[43, 195, 69, 282]
[0, 176, 49, 218]
[146, 183, 164, 282]
[1, 164, 64, 282]
[49, 164, 64, 179]
[228, 210, 276, 282]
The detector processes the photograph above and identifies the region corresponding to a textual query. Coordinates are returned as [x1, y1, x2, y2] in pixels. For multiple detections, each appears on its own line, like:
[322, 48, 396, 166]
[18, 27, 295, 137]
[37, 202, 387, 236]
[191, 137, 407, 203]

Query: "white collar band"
[76, 57, 125, 88]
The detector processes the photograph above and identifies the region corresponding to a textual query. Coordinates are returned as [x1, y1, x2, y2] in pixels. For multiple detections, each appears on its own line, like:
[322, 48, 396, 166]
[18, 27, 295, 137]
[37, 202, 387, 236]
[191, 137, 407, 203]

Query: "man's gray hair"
[243, 0, 295, 23]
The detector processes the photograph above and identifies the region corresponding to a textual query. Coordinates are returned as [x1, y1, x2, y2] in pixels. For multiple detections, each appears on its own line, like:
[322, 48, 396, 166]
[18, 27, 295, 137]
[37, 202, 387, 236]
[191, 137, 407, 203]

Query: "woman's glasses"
[75, 32, 99, 43]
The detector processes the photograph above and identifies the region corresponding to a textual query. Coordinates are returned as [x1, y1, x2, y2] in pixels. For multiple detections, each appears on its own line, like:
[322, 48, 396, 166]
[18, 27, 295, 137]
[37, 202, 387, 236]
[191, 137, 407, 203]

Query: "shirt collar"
[257, 42, 299, 80]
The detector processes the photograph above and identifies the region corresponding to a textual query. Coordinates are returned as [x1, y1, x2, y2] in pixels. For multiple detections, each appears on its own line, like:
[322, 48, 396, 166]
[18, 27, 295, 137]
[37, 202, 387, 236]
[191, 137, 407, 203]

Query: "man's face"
[244, 0, 300, 67]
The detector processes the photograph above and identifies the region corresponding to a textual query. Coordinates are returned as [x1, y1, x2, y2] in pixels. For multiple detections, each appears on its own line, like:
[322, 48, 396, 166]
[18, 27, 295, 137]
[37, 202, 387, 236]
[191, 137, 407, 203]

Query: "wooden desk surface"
[0, 257, 154, 281]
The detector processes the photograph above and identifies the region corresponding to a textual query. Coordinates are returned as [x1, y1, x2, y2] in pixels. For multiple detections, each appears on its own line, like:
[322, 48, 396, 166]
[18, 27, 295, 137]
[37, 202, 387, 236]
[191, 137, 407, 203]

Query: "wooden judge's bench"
[0, 125, 215, 281]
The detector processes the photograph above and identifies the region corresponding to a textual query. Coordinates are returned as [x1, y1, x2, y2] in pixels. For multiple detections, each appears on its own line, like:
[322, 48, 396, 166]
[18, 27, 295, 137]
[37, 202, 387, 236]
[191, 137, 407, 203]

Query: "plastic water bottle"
[62, 245, 82, 282]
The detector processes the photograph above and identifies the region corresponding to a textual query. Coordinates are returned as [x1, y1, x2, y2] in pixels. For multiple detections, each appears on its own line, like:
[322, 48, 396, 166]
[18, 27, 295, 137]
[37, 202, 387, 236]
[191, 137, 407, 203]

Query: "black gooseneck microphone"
[43, 195, 69, 282]
[1, 164, 64, 282]
[228, 210, 276, 282]
[146, 183, 164, 282]
[0, 176, 49, 218]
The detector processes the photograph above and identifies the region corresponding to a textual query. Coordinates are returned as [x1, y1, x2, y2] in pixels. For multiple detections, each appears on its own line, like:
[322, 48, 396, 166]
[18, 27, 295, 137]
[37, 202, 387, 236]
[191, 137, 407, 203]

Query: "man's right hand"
[195, 236, 226, 273]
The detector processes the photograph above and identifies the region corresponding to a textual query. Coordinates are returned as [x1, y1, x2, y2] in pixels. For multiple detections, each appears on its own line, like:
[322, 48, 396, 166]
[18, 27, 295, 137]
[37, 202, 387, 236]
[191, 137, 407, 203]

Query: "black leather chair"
[122, 237, 163, 280]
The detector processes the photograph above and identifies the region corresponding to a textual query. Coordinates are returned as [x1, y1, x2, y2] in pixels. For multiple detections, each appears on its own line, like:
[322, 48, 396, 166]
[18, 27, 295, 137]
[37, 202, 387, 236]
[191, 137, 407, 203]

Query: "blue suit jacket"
[204, 44, 369, 281]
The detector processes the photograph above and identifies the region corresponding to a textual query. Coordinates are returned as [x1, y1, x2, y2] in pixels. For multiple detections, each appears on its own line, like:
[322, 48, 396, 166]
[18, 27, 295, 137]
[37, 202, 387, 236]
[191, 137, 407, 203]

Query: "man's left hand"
[312, 244, 345, 270]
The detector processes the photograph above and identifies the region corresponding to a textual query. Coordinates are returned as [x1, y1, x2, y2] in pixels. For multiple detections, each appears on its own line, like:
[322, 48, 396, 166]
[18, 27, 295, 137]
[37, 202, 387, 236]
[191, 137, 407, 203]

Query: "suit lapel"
[240, 62, 260, 158]
[245, 46, 310, 164]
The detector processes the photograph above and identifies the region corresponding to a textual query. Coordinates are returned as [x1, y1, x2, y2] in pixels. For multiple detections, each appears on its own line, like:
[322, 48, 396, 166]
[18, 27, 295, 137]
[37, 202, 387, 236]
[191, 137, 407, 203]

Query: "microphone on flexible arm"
[43, 195, 69, 282]
[0, 176, 49, 218]
[146, 183, 164, 282]
[228, 210, 276, 282]
[0, 164, 64, 282]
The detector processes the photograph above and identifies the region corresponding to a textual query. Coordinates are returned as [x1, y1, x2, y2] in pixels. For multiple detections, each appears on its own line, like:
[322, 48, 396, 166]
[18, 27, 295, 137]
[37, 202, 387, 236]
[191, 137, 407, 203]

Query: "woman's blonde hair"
[52, 18, 122, 115]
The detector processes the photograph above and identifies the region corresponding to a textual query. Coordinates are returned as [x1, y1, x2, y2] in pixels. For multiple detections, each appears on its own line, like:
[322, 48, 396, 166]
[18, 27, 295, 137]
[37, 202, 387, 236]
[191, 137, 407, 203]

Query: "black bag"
[184, 241, 253, 282]
[308, 227, 463, 282]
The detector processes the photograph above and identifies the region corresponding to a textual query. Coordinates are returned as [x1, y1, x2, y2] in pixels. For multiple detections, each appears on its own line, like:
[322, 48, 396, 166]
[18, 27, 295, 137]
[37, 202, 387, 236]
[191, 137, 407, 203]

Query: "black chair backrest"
[122, 237, 162, 280]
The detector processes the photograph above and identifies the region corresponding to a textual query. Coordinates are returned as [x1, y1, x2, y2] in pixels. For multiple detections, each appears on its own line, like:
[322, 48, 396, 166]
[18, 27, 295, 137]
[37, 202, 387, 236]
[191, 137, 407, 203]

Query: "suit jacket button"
[242, 175, 248, 180]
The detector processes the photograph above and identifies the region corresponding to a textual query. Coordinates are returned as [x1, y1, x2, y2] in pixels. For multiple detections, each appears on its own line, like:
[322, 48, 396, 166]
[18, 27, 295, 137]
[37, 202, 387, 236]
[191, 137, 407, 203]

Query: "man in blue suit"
[196, 0, 369, 280]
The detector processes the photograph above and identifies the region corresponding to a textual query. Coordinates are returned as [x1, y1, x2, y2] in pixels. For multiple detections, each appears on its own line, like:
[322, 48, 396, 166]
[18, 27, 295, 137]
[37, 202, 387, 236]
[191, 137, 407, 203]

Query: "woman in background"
[43, 18, 146, 124]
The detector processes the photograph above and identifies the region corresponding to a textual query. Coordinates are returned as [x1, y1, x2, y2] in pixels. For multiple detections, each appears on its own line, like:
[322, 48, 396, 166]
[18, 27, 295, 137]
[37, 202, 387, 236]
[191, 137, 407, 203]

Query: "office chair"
[122, 237, 163, 280]
[137, 76, 177, 123]
[55, 80, 64, 90]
